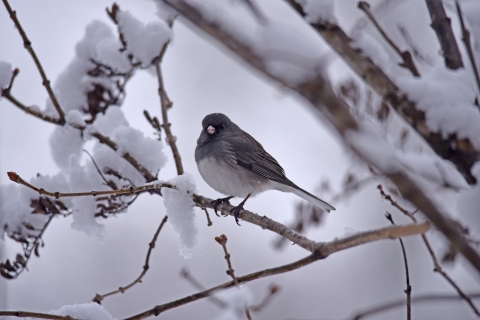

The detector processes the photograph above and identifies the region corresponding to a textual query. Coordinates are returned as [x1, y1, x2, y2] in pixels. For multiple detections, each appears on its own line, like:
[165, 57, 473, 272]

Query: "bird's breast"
[197, 157, 270, 198]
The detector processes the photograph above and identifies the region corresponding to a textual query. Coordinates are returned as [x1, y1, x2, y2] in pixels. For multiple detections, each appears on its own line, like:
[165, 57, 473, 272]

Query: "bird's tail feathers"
[276, 183, 336, 211]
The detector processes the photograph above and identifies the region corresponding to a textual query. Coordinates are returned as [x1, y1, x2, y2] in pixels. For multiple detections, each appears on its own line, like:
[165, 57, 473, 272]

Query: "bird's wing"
[225, 132, 293, 186]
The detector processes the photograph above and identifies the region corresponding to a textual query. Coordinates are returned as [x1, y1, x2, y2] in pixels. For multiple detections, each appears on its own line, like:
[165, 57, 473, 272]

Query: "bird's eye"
[220, 124, 225, 129]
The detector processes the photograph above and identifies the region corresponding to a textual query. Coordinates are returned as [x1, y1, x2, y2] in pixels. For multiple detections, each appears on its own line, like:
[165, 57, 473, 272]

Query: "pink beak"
[207, 125, 215, 135]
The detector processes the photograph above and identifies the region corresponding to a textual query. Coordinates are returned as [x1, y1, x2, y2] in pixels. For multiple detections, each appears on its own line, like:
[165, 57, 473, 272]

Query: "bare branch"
[215, 234, 238, 284]
[2, 0, 66, 123]
[154, 61, 184, 175]
[358, 1, 420, 77]
[379, 185, 480, 316]
[350, 292, 480, 320]
[455, 0, 480, 96]
[424, 0, 464, 70]
[93, 215, 168, 303]
[284, 0, 479, 185]
[397, 25, 434, 66]
[7, 171, 172, 199]
[0, 311, 76, 320]
[124, 223, 428, 320]
[385, 213, 411, 320]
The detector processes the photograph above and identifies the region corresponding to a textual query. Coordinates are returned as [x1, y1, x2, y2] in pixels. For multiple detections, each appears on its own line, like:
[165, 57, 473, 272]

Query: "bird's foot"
[211, 196, 234, 217]
[230, 204, 244, 226]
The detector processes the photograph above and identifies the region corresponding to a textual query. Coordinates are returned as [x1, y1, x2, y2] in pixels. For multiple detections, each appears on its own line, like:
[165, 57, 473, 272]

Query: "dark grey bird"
[195, 113, 335, 225]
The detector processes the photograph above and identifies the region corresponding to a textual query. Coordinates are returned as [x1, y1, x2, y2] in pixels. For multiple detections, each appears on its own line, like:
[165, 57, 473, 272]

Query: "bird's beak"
[207, 125, 215, 135]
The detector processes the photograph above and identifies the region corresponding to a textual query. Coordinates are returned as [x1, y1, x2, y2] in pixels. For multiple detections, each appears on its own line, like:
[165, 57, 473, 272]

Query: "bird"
[195, 113, 335, 225]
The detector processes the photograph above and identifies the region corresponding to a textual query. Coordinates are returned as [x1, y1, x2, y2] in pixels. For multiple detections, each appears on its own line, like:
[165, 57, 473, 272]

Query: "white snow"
[0, 61, 12, 91]
[162, 173, 199, 259]
[50, 126, 84, 169]
[351, 30, 390, 73]
[397, 67, 480, 148]
[65, 110, 86, 127]
[2, 303, 116, 320]
[300, 0, 337, 24]
[116, 10, 171, 67]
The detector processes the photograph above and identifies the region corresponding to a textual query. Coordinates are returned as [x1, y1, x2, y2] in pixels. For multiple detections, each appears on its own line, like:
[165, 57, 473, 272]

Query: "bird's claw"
[211, 196, 233, 217]
[230, 205, 243, 226]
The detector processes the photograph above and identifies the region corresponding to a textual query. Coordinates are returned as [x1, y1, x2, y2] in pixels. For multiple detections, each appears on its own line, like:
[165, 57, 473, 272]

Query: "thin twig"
[424, 0, 464, 70]
[249, 284, 280, 312]
[215, 234, 238, 284]
[154, 61, 184, 175]
[455, 0, 480, 96]
[358, 1, 420, 77]
[124, 222, 428, 320]
[203, 208, 213, 226]
[2, 0, 66, 123]
[378, 185, 480, 316]
[0, 311, 75, 320]
[7, 171, 174, 199]
[350, 292, 480, 320]
[93, 215, 168, 303]
[385, 213, 411, 320]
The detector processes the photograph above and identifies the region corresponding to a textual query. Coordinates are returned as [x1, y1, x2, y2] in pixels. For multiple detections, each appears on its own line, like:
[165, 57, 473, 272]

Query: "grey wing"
[226, 132, 293, 186]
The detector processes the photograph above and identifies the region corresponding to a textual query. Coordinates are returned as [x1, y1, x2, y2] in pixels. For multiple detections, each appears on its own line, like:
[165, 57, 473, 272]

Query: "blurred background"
[0, 0, 479, 319]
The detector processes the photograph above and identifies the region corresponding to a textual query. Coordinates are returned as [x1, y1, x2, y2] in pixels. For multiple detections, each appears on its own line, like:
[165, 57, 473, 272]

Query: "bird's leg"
[230, 193, 251, 226]
[211, 196, 234, 217]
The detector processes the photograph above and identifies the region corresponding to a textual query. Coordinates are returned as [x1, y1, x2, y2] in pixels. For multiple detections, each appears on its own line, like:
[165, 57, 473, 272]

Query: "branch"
[154, 62, 184, 175]
[93, 215, 168, 303]
[358, 1, 420, 77]
[350, 292, 480, 320]
[7, 172, 172, 198]
[379, 185, 480, 316]
[215, 234, 238, 284]
[2, 0, 66, 123]
[455, 0, 480, 96]
[124, 223, 428, 320]
[284, 0, 479, 185]
[385, 213, 411, 320]
[424, 0, 464, 70]
[0, 311, 76, 320]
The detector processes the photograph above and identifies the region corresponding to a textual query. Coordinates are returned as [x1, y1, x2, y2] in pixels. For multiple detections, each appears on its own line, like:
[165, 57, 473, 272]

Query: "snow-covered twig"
[124, 223, 429, 320]
[358, 1, 420, 77]
[455, 0, 480, 98]
[285, 0, 479, 185]
[378, 185, 480, 316]
[92, 215, 168, 304]
[2, 0, 66, 123]
[424, 0, 464, 70]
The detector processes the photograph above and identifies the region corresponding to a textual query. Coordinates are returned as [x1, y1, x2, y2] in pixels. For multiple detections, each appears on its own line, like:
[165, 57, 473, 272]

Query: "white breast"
[197, 157, 270, 198]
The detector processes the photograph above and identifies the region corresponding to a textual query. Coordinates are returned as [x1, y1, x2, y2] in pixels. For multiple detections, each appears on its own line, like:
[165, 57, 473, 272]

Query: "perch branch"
[2, 0, 66, 123]
[358, 1, 420, 77]
[93, 215, 168, 303]
[124, 223, 428, 320]
[424, 0, 464, 70]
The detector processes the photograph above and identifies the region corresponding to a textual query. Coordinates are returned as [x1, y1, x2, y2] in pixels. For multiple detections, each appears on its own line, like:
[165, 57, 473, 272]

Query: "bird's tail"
[276, 183, 336, 212]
